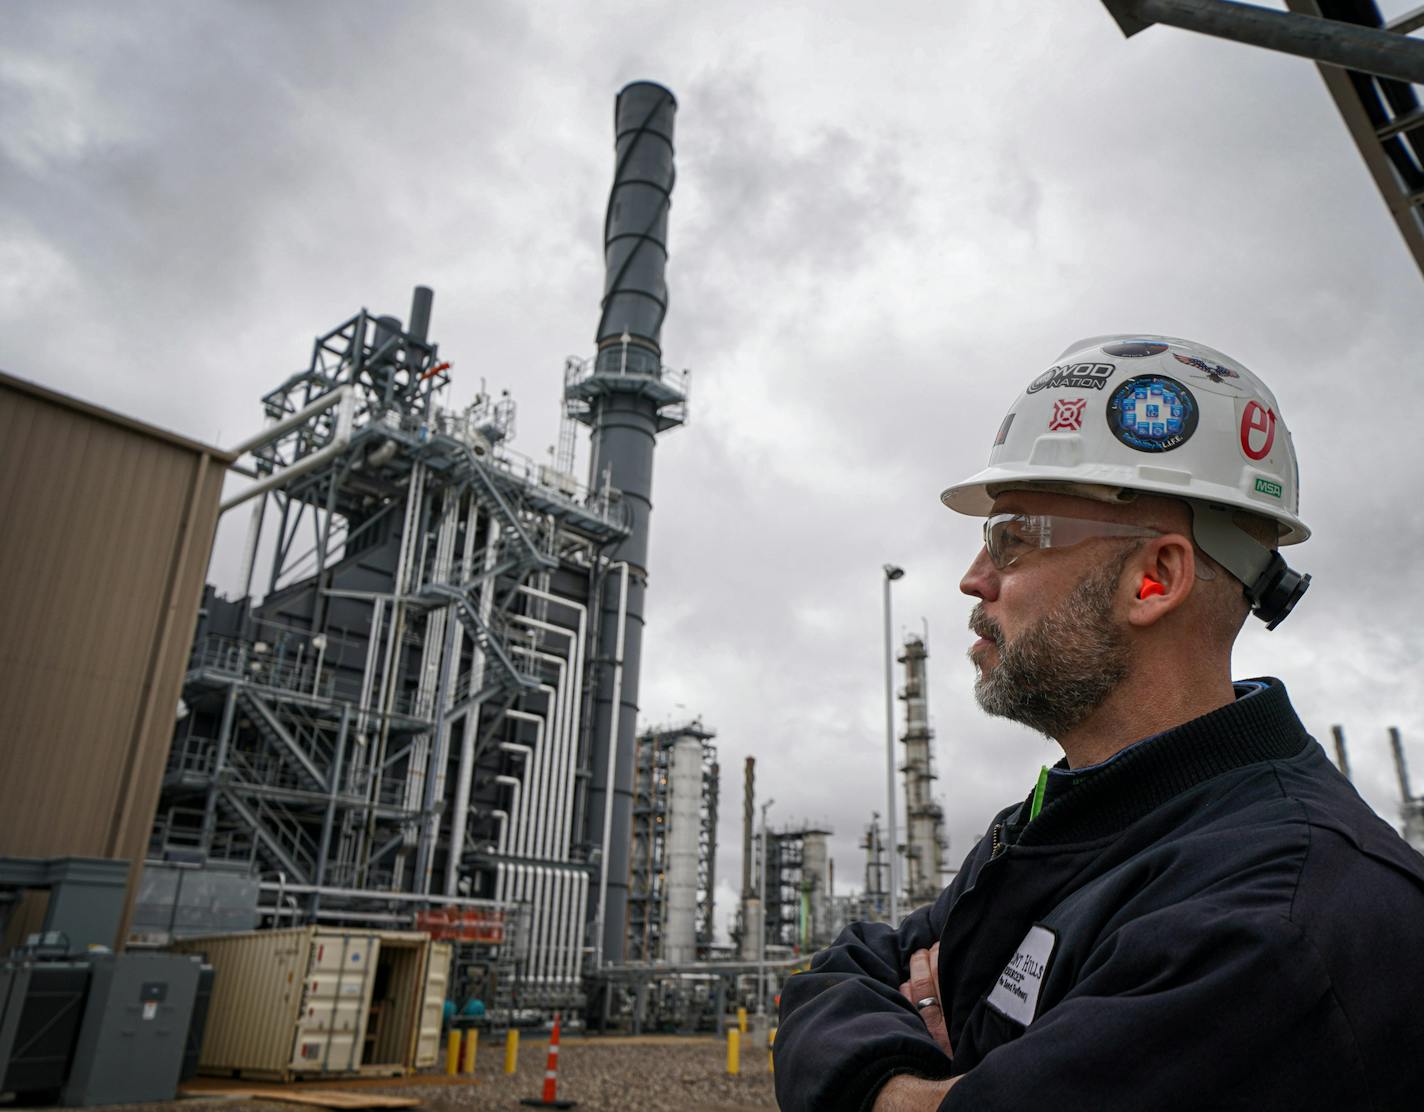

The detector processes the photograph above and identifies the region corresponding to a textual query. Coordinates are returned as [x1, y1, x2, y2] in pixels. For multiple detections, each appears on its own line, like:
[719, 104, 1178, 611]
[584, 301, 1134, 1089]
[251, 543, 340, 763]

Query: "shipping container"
[169, 927, 449, 1079]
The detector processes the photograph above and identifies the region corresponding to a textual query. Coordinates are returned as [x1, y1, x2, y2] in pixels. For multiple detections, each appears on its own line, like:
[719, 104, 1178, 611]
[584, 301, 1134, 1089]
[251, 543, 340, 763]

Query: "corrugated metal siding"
[171, 926, 311, 1072]
[170, 928, 439, 1079]
[293, 931, 379, 1073]
[413, 942, 451, 1067]
[0, 372, 232, 944]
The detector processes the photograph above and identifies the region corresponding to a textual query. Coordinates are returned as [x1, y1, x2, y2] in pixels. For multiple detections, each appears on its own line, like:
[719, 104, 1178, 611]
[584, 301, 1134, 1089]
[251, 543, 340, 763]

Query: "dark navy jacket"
[774, 679, 1424, 1111]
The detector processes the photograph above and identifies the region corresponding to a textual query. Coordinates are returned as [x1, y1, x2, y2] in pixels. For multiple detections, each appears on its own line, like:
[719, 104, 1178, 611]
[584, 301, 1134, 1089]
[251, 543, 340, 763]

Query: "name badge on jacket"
[986, 923, 1057, 1026]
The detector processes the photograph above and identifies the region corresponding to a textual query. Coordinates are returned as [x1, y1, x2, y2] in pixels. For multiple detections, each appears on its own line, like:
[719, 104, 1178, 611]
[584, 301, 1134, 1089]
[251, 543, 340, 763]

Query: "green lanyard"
[1029, 765, 1050, 822]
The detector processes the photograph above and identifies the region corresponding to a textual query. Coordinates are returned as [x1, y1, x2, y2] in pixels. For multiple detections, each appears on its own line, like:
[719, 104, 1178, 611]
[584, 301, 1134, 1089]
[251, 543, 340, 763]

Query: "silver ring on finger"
[915, 996, 939, 1011]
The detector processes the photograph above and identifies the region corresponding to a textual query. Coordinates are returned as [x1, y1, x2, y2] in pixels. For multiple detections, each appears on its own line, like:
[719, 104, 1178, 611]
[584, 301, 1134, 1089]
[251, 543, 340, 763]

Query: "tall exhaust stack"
[570, 81, 687, 963]
[738, 756, 761, 960]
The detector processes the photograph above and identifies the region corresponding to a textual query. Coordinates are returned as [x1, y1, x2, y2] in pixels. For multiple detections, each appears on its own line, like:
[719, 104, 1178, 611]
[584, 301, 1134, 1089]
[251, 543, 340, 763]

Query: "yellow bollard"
[446, 1030, 462, 1076]
[460, 1028, 478, 1074]
[726, 1028, 741, 1075]
[769, 1024, 777, 1072]
[504, 1028, 520, 1074]
[737, 1006, 747, 1033]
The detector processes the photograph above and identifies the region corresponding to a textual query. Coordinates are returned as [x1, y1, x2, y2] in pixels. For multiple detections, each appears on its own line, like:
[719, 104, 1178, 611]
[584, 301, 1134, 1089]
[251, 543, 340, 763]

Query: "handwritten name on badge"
[986, 924, 1056, 1026]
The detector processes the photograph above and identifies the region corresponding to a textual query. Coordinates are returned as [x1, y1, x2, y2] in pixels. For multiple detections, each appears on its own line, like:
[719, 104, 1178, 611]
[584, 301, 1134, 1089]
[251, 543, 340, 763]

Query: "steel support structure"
[151, 286, 631, 1013]
[1103, 0, 1424, 279]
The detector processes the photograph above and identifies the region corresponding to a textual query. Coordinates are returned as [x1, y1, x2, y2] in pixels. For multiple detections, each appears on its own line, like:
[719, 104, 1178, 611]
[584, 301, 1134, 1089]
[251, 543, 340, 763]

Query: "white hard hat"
[942, 335, 1311, 628]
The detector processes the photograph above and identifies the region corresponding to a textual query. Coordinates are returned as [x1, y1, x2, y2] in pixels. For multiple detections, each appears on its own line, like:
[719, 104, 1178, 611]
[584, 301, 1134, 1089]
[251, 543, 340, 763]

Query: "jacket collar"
[1013, 676, 1309, 847]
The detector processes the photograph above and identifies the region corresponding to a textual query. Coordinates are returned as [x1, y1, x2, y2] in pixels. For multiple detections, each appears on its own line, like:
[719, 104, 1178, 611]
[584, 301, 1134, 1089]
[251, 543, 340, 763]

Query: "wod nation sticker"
[1105, 375, 1198, 453]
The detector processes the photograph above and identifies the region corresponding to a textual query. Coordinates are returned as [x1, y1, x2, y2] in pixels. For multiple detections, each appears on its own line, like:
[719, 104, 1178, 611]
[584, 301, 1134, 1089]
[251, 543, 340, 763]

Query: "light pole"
[883, 564, 904, 925]
[759, 797, 774, 1017]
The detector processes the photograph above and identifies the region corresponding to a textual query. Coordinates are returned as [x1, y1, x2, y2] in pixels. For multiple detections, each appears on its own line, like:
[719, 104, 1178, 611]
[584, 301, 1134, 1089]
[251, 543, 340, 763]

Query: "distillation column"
[663, 733, 702, 963]
[569, 81, 687, 963]
[801, 830, 831, 949]
[899, 634, 946, 907]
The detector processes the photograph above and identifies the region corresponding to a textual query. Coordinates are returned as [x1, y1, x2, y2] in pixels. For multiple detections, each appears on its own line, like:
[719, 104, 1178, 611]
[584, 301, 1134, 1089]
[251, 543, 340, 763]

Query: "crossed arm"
[772, 886, 967, 1112]
[876, 941, 959, 1111]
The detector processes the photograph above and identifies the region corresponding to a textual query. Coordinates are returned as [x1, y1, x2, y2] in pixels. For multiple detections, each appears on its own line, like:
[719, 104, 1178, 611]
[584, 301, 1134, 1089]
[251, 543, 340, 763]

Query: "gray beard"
[971, 552, 1133, 739]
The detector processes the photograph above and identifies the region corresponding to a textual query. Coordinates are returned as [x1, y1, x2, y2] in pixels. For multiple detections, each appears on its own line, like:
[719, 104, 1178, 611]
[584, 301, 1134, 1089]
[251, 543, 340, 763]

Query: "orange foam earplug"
[1138, 575, 1165, 600]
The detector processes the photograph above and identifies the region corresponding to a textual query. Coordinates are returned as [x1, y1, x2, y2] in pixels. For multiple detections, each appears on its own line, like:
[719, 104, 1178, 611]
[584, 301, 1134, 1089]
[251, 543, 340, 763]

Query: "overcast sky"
[7, 1, 1424, 939]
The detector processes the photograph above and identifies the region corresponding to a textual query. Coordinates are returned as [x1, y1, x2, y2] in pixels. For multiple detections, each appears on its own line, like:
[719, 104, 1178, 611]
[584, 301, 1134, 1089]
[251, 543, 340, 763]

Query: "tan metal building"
[0, 370, 232, 945]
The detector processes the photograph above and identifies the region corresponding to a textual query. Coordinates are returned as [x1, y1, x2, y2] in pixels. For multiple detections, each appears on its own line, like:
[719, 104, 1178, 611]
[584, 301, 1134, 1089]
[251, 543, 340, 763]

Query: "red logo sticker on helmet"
[1240, 401, 1275, 461]
[1048, 398, 1086, 431]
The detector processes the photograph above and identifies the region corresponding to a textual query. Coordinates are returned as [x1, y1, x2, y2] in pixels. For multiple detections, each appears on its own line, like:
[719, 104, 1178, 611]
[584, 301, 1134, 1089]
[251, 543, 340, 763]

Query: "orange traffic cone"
[520, 1013, 576, 1108]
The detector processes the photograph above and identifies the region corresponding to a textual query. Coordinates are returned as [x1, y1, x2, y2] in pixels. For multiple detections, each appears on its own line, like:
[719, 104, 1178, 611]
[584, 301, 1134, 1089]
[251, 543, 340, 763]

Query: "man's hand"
[872, 1073, 958, 1111]
[899, 940, 952, 1056]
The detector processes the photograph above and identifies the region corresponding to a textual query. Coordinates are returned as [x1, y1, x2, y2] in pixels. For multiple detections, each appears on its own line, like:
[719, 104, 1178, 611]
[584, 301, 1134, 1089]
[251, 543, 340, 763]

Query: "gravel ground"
[431, 1036, 777, 1111]
[29, 1035, 777, 1112]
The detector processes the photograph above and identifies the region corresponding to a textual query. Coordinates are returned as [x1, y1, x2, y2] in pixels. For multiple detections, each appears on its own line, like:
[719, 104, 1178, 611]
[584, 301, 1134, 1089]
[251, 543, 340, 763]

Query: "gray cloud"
[5, 0, 1424, 929]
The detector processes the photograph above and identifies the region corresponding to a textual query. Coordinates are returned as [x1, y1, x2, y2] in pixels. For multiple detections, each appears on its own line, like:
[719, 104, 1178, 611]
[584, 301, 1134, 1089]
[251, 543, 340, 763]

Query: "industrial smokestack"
[575, 81, 687, 964]
[742, 756, 756, 899]
[595, 83, 675, 366]
[408, 285, 433, 344]
[1331, 724, 1351, 782]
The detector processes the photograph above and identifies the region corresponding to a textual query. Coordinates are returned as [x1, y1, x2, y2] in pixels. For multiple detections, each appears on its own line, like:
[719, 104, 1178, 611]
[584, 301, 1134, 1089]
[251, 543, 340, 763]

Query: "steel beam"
[1101, 0, 1424, 84]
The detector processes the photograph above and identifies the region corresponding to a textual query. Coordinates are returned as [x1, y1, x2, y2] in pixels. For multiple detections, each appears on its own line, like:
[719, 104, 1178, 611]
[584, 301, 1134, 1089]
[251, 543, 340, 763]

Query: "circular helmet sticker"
[1102, 339, 1168, 358]
[1105, 375, 1198, 453]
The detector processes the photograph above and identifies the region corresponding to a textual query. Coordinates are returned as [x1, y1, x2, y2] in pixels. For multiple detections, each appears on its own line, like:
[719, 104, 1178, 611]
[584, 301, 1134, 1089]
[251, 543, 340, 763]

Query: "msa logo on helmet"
[1105, 375, 1199, 453]
[1025, 362, 1115, 394]
[1101, 340, 1167, 358]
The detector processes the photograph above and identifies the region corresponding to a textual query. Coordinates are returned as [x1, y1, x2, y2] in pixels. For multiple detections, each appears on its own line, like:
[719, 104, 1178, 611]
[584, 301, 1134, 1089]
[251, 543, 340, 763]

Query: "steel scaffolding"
[625, 720, 719, 962]
[152, 286, 633, 1009]
[898, 632, 948, 908]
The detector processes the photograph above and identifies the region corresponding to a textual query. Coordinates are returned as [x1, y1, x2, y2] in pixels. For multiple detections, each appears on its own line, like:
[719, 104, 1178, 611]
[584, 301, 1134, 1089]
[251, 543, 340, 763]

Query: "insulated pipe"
[534, 866, 551, 985]
[511, 614, 580, 852]
[593, 561, 630, 967]
[494, 775, 521, 854]
[511, 639, 573, 858]
[506, 709, 549, 859]
[517, 684, 563, 860]
[490, 809, 509, 856]
[572, 872, 589, 983]
[229, 384, 355, 458]
[220, 388, 356, 512]
[443, 702, 486, 895]
[551, 871, 567, 986]
[497, 742, 533, 857]
[514, 586, 588, 858]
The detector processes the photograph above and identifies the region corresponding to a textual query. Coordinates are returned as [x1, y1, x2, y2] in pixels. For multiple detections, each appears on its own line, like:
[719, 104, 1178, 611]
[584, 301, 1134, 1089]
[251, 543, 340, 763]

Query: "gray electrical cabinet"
[60, 952, 201, 1106]
[0, 958, 90, 1101]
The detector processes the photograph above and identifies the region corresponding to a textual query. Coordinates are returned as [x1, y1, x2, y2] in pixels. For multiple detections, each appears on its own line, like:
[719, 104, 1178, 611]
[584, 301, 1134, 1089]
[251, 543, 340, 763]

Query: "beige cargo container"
[170, 926, 450, 1079]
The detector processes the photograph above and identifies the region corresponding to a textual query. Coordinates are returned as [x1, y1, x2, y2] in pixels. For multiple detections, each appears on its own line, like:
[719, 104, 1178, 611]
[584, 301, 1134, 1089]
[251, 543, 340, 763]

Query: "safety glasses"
[983, 513, 1163, 571]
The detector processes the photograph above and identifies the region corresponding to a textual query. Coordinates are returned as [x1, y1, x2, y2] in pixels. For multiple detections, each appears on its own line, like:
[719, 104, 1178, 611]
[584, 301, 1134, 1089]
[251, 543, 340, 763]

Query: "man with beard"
[773, 336, 1424, 1111]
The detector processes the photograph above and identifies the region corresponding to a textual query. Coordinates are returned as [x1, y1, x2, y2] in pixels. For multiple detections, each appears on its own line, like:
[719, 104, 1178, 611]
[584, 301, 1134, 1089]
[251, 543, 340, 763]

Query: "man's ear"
[1127, 535, 1195, 628]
